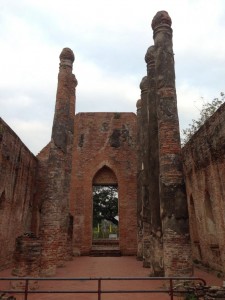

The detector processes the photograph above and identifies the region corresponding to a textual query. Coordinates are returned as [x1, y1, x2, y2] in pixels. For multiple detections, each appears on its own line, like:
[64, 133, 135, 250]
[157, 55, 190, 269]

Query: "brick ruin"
[0, 10, 225, 278]
[71, 112, 137, 256]
[0, 118, 37, 270]
[137, 11, 192, 277]
[182, 101, 225, 274]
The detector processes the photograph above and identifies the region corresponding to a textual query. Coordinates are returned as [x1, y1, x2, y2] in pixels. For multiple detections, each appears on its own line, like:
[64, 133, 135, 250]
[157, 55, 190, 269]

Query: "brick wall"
[0, 118, 37, 270]
[31, 143, 50, 236]
[182, 102, 225, 272]
[70, 112, 137, 255]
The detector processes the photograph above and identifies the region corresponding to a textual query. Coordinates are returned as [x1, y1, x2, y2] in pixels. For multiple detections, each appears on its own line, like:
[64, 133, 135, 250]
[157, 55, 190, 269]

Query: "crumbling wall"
[182, 102, 225, 272]
[31, 143, 50, 236]
[70, 112, 137, 255]
[0, 118, 37, 270]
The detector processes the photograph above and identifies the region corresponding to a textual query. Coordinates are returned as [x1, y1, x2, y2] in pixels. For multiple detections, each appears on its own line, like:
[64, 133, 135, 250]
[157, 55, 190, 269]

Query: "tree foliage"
[182, 92, 225, 145]
[93, 185, 118, 227]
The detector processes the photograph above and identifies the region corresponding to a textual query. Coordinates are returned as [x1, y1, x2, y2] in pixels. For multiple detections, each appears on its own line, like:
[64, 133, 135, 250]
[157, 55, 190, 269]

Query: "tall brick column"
[40, 48, 77, 276]
[138, 76, 151, 268]
[145, 45, 164, 276]
[136, 98, 143, 260]
[152, 11, 192, 276]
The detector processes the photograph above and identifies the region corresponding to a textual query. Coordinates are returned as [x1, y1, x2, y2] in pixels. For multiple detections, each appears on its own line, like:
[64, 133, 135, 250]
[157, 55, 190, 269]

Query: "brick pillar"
[136, 98, 143, 260]
[145, 45, 164, 276]
[11, 233, 41, 290]
[152, 11, 192, 276]
[40, 48, 77, 276]
[138, 76, 152, 268]
[12, 234, 41, 277]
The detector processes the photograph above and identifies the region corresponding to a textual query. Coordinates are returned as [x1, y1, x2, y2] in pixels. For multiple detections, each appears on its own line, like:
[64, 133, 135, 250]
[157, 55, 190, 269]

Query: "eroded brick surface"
[39, 48, 77, 276]
[12, 233, 41, 277]
[136, 98, 143, 261]
[152, 11, 192, 277]
[70, 112, 137, 255]
[182, 102, 225, 273]
[1, 10, 225, 279]
[145, 45, 163, 275]
[0, 118, 37, 270]
[137, 11, 192, 277]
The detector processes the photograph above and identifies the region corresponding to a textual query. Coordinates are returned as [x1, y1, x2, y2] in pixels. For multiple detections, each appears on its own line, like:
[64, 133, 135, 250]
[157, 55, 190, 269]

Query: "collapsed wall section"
[0, 118, 37, 270]
[182, 102, 225, 273]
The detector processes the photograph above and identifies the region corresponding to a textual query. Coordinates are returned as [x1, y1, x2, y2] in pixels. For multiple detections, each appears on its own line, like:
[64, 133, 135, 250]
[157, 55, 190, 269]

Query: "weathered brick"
[70, 112, 137, 255]
[182, 102, 225, 273]
[1, 10, 225, 279]
[0, 118, 37, 270]
[39, 48, 77, 276]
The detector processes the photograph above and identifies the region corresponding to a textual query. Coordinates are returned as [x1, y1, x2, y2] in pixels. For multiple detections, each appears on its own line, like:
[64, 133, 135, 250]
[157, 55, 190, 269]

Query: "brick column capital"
[140, 76, 148, 96]
[151, 11, 172, 38]
[60, 47, 74, 66]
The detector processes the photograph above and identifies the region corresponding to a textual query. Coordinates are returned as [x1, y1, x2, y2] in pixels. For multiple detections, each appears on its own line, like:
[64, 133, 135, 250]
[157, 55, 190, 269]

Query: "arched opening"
[189, 195, 202, 260]
[92, 166, 119, 242]
[190, 195, 199, 242]
[0, 190, 6, 210]
[204, 190, 220, 265]
[205, 190, 216, 235]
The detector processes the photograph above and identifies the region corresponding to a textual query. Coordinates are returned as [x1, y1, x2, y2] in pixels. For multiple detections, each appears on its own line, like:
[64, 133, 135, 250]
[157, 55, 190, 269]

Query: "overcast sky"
[1, 0, 225, 155]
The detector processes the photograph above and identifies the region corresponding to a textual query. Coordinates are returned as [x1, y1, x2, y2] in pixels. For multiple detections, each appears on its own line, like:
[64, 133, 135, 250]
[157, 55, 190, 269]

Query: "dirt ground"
[0, 256, 223, 300]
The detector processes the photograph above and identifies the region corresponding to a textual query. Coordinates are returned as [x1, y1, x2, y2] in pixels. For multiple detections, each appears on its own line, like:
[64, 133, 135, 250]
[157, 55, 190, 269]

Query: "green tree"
[93, 185, 118, 227]
[182, 92, 225, 145]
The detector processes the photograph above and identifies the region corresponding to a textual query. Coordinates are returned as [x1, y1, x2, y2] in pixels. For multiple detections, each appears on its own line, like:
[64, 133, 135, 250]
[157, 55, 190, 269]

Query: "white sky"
[1, 0, 225, 154]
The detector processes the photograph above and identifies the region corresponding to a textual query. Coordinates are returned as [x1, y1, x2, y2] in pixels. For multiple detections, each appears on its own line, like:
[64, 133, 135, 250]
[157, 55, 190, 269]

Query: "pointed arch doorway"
[92, 165, 120, 254]
[71, 111, 137, 256]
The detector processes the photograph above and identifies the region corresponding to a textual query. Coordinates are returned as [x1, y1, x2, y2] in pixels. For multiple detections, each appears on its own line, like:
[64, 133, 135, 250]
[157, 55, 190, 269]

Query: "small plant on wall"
[182, 92, 225, 145]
